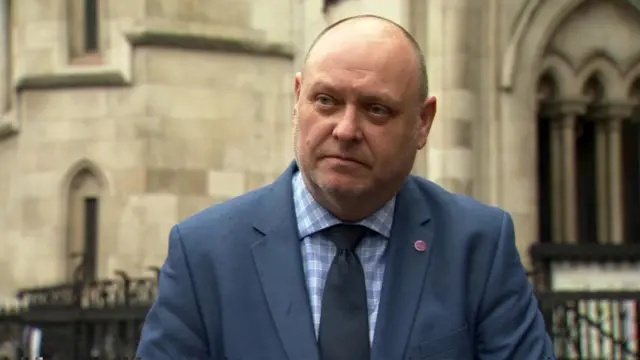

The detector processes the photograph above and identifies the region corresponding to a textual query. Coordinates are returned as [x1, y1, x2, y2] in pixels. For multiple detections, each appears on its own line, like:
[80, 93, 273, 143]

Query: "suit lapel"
[251, 162, 320, 360]
[371, 178, 434, 360]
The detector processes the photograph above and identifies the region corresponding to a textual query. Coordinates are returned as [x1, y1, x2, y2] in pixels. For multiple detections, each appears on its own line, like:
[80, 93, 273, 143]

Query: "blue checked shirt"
[292, 170, 395, 343]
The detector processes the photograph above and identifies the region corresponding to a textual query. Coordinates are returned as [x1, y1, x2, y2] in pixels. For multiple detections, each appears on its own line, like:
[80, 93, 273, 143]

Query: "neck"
[307, 183, 398, 223]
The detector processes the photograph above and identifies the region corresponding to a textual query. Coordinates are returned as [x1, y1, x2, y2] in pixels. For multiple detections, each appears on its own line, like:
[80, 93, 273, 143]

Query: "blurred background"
[0, 0, 639, 358]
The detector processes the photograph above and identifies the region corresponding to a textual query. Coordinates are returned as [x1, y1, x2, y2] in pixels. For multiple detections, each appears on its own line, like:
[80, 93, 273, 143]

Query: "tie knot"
[325, 224, 368, 251]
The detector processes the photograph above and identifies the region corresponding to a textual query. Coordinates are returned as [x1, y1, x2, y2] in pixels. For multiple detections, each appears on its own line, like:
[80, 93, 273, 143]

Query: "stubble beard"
[292, 113, 420, 209]
[292, 114, 365, 203]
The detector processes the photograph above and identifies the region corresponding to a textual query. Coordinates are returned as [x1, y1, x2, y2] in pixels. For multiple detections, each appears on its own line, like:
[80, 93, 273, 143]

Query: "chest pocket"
[405, 325, 469, 360]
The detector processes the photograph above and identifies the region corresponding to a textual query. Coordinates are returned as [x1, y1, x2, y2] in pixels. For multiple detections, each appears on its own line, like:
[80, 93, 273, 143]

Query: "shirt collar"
[292, 170, 395, 240]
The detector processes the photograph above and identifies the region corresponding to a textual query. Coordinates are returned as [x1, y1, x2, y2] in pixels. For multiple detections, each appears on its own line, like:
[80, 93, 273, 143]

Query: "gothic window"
[623, 78, 640, 243]
[576, 74, 604, 244]
[68, 0, 100, 61]
[83, 196, 99, 280]
[536, 72, 558, 244]
[67, 167, 103, 282]
[537, 62, 636, 246]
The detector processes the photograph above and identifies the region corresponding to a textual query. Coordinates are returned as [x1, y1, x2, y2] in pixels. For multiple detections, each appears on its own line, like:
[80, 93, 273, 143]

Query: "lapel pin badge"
[414, 240, 427, 252]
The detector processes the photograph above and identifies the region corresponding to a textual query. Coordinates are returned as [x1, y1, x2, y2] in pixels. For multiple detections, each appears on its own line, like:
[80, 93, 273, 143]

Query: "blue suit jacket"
[136, 163, 555, 359]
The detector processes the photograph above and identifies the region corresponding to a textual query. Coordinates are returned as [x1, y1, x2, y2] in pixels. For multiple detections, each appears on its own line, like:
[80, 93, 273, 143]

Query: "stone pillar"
[560, 113, 578, 243]
[604, 104, 633, 244]
[550, 119, 564, 243]
[607, 117, 623, 244]
[424, 0, 476, 195]
[0, 0, 9, 113]
[553, 101, 585, 244]
[594, 119, 609, 244]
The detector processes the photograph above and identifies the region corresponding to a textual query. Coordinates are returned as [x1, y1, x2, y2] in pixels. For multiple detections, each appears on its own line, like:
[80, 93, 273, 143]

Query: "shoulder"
[406, 176, 511, 253]
[407, 176, 517, 277]
[408, 175, 508, 227]
[173, 184, 274, 243]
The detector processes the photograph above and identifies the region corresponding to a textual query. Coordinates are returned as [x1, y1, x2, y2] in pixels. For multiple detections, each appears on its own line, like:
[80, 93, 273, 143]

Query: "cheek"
[368, 129, 415, 165]
[299, 115, 331, 150]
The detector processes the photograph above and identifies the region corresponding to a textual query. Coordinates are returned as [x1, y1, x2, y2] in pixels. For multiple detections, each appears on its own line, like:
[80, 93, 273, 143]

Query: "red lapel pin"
[414, 240, 427, 252]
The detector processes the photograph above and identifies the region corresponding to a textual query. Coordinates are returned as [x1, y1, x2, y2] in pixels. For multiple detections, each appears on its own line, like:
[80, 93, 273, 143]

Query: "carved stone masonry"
[583, 102, 633, 244]
[541, 99, 587, 244]
[603, 103, 633, 244]
[588, 102, 635, 122]
[538, 99, 587, 120]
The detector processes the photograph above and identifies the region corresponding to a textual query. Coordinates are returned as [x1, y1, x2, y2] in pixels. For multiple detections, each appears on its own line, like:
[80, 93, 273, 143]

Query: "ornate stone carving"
[538, 99, 587, 118]
[587, 102, 635, 121]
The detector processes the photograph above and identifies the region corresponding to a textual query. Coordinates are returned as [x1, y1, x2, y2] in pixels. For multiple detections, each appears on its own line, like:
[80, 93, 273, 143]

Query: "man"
[136, 15, 555, 360]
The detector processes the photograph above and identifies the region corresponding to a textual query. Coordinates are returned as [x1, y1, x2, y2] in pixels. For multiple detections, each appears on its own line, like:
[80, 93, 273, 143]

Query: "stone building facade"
[0, 0, 639, 299]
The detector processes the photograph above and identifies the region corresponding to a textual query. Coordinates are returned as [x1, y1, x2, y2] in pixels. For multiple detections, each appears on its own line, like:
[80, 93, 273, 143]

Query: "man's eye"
[370, 105, 389, 116]
[316, 95, 335, 106]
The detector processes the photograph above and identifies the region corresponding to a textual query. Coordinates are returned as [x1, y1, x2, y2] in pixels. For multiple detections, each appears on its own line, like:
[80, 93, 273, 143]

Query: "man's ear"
[417, 96, 437, 150]
[293, 72, 303, 125]
[295, 72, 302, 101]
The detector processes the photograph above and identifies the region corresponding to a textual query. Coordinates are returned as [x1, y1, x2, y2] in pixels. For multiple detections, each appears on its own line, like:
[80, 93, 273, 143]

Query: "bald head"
[303, 15, 428, 101]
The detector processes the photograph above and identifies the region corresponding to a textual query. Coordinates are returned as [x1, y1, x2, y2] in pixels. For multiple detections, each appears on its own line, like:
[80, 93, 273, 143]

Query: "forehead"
[304, 23, 419, 100]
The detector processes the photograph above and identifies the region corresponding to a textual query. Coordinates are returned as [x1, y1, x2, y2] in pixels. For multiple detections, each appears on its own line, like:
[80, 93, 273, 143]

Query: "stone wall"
[0, 0, 294, 298]
[2, 0, 640, 297]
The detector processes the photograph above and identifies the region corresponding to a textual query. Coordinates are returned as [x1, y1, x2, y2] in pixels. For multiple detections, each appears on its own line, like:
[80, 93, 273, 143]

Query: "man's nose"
[332, 106, 362, 141]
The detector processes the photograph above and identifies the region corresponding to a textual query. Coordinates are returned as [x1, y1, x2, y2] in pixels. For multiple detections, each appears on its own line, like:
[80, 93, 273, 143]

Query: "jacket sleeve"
[475, 212, 556, 360]
[136, 225, 213, 360]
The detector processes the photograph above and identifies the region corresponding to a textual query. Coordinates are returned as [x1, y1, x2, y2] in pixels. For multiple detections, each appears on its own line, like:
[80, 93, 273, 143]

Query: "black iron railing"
[3, 242, 640, 359]
[530, 242, 640, 359]
[0, 269, 159, 359]
[538, 291, 640, 359]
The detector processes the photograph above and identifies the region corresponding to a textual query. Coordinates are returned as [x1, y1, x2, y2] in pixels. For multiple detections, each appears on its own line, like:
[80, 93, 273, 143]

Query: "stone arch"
[576, 53, 625, 100]
[501, 0, 587, 93]
[60, 159, 109, 205]
[60, 159, 108, 282]
[502, 0, 640, 96]
[499, 0, 640, 263]
[625, 63, 640, 99]
[539, 52, 577, 98]
[581, 72, 607, 103]
[536, 71, 561, 102]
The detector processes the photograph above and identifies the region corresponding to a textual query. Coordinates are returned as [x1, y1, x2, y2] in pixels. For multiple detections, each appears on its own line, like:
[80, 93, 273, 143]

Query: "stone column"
[424, 0, 476, 195]
[605, 104, 633, 244]
[550, 118, 564, 243]
[0, 0, 9, 113]
[560, 114, 578, 244]
[556, 102, 585, 244]
[594, 118, 609, 244]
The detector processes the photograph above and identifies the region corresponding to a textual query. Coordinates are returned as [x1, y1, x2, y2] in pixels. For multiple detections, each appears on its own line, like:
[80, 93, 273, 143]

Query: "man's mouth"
[323, 156, 366, 167]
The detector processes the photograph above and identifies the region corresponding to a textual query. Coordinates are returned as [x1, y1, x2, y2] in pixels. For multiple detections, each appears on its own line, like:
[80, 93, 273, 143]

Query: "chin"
[317, 175, 369, 197]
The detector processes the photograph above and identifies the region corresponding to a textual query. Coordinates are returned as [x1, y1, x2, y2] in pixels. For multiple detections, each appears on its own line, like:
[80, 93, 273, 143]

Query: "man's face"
[293, 23, 436, 203]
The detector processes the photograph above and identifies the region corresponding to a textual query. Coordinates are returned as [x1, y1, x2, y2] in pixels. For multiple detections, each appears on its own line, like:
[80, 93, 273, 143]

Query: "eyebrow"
[310, 80, 402, 106]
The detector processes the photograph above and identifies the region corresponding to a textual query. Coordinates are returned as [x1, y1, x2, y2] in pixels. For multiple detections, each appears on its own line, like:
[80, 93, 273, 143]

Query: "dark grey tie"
[318, 224, 370, 360]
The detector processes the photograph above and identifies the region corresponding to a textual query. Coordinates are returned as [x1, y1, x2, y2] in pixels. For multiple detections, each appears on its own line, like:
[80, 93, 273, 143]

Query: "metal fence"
[530, 242, 640, 360]
[2, 244, 640, 359]
[0, 270, 158, 359]
[537, 291, 640, 359]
